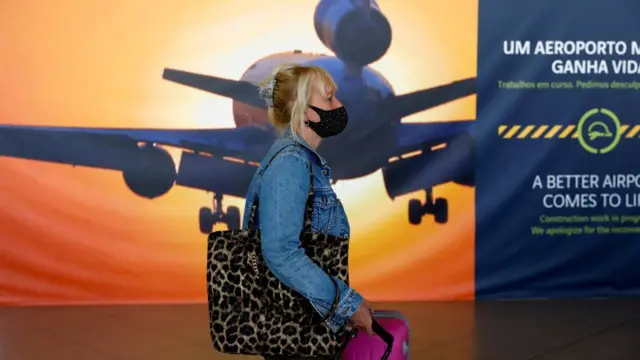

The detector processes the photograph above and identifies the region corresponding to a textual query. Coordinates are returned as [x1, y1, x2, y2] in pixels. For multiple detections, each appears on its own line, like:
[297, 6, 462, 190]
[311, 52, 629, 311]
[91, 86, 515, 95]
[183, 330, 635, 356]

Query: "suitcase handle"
[372, 318, 394, 360]
[337, 317, 395, 360]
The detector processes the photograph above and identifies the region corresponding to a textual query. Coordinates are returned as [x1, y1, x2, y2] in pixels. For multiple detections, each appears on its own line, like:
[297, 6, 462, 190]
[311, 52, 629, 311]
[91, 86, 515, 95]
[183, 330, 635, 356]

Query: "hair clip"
[258, 78, 276, 107]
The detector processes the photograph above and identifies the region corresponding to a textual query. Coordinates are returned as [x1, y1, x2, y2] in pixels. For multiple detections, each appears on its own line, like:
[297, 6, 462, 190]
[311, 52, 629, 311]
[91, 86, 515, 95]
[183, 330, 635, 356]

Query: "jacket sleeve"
[241, 173, 258, 228]
[258, 153, 363, 333]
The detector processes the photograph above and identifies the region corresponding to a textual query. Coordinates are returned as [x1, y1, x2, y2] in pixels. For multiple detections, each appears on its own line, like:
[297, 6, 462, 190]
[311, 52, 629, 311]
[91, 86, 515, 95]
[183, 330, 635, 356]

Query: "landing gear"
[199, 193, 241, 234]
[408, 189, 448, 225]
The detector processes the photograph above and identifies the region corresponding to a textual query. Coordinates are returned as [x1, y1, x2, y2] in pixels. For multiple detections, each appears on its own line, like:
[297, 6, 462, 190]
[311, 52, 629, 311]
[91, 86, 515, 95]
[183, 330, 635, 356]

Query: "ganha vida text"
[532, 174, 640, 209]
[503, 40, 640, 74]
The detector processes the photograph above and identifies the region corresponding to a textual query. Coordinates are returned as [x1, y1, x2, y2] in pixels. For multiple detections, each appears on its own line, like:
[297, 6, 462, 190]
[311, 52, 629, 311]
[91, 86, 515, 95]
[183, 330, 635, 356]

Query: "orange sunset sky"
[0, 0, 477, 305]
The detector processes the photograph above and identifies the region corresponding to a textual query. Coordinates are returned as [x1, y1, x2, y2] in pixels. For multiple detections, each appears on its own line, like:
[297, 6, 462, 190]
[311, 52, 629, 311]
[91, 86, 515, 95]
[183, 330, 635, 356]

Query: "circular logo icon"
[577, 108, 621, 154]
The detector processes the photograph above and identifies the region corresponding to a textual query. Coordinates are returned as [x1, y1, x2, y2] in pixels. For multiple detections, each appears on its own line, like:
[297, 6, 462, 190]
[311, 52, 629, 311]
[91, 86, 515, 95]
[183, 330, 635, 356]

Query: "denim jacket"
[241, 130, 363, 333]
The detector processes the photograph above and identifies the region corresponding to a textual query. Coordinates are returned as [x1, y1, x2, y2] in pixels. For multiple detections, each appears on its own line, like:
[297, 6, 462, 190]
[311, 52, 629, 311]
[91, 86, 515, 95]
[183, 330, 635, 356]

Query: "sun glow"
[0, 0, 477, 304]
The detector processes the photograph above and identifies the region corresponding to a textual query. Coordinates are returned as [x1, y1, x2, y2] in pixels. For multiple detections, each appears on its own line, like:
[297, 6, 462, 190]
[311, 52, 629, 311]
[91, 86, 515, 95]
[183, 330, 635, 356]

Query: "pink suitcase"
[341, 310, 410, 360]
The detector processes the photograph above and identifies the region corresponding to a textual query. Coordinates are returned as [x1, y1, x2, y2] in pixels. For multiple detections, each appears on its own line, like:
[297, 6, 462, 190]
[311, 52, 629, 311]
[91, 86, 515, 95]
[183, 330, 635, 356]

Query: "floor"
[0, 300, 638, 360]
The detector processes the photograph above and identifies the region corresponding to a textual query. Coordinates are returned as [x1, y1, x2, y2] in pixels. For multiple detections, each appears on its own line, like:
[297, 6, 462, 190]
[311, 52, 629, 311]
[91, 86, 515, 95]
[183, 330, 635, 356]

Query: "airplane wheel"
[408, 199, 423, 225]
[434, 198, 448, 224]
[199, 207, 214, 234]
[226, 206, 241, 230]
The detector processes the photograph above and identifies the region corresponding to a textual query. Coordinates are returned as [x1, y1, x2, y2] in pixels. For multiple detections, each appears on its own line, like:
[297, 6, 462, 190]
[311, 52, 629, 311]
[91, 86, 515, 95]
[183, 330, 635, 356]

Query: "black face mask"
[305, 105, 349, 138]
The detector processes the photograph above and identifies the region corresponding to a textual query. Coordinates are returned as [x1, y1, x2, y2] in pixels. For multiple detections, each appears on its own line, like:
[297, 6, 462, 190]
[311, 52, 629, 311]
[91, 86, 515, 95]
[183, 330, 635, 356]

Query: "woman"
[241, 63, 374, 360]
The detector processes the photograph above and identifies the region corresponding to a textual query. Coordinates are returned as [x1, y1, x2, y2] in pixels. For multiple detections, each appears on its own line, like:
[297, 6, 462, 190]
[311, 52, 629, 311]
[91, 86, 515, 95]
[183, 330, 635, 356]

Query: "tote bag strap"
[247, 144, 314, 229]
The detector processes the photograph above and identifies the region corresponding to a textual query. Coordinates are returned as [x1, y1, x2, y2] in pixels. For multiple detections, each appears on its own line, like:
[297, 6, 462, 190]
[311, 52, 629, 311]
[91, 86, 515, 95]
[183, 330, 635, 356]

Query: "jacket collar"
[283, 128, 328, 167]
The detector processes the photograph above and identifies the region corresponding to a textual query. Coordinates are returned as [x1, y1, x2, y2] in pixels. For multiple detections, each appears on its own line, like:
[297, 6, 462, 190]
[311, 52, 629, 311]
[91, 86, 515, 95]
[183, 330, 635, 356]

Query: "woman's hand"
[350, 300, 374, 335]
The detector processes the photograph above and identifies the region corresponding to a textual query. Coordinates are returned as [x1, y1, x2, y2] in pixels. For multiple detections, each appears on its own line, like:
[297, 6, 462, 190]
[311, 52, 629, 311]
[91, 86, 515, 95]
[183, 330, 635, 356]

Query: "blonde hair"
[258, 64, 337, 138]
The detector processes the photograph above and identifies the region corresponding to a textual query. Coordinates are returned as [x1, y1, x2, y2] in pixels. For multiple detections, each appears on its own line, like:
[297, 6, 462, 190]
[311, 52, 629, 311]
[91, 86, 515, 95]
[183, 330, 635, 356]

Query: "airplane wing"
[380, 78, 476, 121]
[163, 69, 265, 109]
[0, 124, 275, 197]
[394, 120, 475, 155]
[0, 124, 273, 167]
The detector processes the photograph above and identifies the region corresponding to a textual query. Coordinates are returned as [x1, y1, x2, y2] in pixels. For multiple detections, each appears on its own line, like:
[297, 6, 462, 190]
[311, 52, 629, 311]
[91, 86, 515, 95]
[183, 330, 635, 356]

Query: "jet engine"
[122, 144, 177, 199]
[314, 0, 392, 66]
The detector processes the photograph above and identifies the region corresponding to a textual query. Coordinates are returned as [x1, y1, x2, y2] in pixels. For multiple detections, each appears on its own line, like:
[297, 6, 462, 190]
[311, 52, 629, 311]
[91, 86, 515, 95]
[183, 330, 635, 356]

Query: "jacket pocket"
[310, 192, 339, 234]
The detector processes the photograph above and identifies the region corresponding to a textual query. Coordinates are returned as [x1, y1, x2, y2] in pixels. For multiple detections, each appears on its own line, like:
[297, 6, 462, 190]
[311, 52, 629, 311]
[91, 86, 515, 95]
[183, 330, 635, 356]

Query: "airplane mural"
[0, 0, 476, 233]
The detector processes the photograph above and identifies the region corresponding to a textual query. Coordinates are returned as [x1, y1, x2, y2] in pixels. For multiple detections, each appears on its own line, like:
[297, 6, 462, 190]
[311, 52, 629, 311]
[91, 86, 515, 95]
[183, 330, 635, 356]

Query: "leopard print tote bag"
[206, 148, 352, 358]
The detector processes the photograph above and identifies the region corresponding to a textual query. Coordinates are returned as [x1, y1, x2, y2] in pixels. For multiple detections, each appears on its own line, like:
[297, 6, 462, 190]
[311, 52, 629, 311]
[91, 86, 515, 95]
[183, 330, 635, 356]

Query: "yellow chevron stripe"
[517, 125, 536, 138]
[531, 125, 549, 139]
[619, 125, 630, 137]
[504, 125, 521, 139]
[499, 124, 639, 140]
[544, 125, 563, 139]
[626, 125, 640, 138]
[531, 125, 549, 138]
[558, 125, 575, 138]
